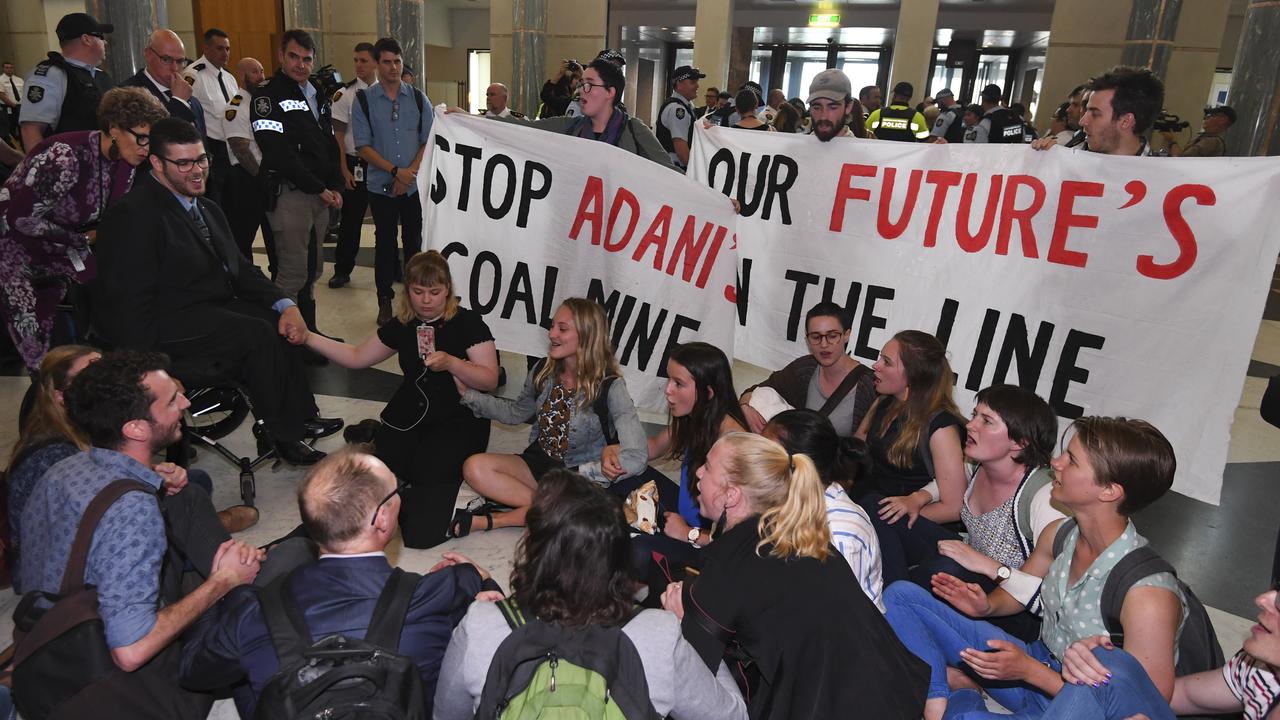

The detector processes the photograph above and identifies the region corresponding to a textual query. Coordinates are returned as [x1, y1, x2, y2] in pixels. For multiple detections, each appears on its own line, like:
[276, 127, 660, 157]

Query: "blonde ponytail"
[757, 452, 832, 561]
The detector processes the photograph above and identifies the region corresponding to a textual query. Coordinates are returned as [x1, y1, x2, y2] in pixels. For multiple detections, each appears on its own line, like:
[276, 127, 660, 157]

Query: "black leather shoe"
[275, 439, 326, 466]
[304, 417, 345, 439]
[328, 274, 350, 289]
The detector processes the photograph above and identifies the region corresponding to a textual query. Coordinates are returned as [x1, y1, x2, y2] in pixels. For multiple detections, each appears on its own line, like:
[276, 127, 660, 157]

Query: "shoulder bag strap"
[259, 568, 313, 665]
[593, 375, 620, 445]
[495, 597, 526, 630]
[356, 88, 370, 130]
[1051, 518, 1077, 558]
[1015, 467, 1056, 548]
[1100, 546, 1173, 647]
[364, 567, 423, 648]
[58, 479, 155, 596]
[816, 364, 869, 418]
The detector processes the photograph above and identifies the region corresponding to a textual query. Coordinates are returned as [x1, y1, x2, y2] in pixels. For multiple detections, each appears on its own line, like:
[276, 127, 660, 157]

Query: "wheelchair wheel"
[184, 386, 250, 441]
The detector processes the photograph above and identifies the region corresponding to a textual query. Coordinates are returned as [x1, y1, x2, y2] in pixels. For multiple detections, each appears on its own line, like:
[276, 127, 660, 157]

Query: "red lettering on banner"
[996, 175, 1047, 258]
[877, 168, 923, 239]
[1047, 181, 1104, 268]
[829, 163, 876, 232]
[569, 175, 605, 245]
[633, 205, 674, 270]
[923, 170, 962, 247]
[957, 174, 1003, 253]
[605, 187, 641, 252]
[1137, 184, 1214, 280]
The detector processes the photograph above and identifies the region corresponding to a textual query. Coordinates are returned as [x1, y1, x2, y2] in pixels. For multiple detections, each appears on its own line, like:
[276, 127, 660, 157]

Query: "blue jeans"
[884, 580, 1057, 716]
[1038, 647, 1176, 720]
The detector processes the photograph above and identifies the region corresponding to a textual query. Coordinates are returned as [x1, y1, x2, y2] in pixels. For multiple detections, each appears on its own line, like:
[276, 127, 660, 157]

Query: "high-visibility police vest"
[871, 104, 918, 142]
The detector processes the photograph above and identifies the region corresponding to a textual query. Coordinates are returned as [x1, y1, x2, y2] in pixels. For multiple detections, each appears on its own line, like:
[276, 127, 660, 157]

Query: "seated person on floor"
[7, 345, 256, 593]
[1045, 581, 1278, 720]
[883, 416, 1186, 720]
[662, 431, 929, 720]
[455, 297, 647, 533]
[902, 384, 1067, 642]
[90, 117, 341, 466]
[738, 301, 876, 435]
[762, 408, 884, 611]
[295, 250, 499, 549]
[613, 341, 747, 605]
[180, 449, 499, 718]
[17, 350, 262, 718]
[434, 468, 748, 720]
[855, 329, 968, 583]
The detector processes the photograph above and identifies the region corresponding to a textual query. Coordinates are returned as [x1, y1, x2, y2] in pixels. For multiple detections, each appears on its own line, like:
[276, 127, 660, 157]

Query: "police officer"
[183, 28, 239, 204]
[928, 88, 966, 144]
[222, 57, 275, 267]
[967, 83, 1023, 144]
[866, 81, 929, 142]
[480, 82, 526, 120]
[657, 65, 704, 171]
[326, 41, 376, 289]
[252, 29, 342, 333]
[19, 12, 115, 150]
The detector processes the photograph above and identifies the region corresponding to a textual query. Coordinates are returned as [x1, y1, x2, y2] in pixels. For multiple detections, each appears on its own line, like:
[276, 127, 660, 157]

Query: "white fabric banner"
[419, 111, 739, 413]
[689, 125, 1280, 505]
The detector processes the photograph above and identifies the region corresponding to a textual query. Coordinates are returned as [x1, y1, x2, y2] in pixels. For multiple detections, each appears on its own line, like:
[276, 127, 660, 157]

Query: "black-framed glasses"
[391, 100, 400, 122]
[371, 480, 408, 526]
[576, 80, 607, 94]
[156, 154, 211, 172]
[805, 330, 845, 345]
[146, 45, 182, 65]
[124, 127, 150, 147]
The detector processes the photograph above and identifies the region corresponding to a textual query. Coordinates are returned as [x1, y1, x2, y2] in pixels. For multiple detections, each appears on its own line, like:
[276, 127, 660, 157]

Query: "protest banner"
[690, 125, 1280, 504]
[419, 111, 739, 413]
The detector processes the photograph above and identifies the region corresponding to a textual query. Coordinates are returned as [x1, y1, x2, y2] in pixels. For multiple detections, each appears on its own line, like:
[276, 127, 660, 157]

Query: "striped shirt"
[1223, 649, 1279, 720]
[824, 484, 884, 611]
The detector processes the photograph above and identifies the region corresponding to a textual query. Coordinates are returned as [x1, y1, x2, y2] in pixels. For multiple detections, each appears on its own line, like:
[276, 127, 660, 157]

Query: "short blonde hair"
[395, 250, 460, 324]
[716, 432, 831, 561]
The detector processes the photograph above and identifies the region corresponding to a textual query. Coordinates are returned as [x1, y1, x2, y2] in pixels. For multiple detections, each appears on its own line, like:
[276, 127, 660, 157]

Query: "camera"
[565, 59, 581, 72]
[1152, 110, 1190, 133]
[310, 64, 343, 101]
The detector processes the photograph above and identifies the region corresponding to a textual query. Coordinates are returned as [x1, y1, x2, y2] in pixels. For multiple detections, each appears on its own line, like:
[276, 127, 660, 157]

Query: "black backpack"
[1051, 520, 1225, 679]
[474, 599, 660, 720]
[254, 567, 428, 720]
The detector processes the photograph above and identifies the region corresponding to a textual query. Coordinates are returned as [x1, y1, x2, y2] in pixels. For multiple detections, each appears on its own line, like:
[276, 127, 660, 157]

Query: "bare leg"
[462, 453, 539, 530]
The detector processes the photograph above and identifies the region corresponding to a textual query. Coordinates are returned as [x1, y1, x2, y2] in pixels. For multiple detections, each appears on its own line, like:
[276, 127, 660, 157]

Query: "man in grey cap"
[657, 64, 704, 171]
[20, 12, 116, 149]
[928, 88, 966, 144]
[807, 68, 855, 142]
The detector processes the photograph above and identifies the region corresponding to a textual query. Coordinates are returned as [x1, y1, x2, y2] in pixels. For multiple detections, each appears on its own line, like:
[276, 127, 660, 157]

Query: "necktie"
[8, 77, 16, 101]
[216, 72, 229, 104]
[190, 204, 212, 246]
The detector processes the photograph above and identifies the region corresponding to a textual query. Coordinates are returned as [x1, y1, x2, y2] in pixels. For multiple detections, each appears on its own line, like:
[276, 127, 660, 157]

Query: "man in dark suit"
[92, 117, 340, 465]
[179, 450, 500, 717]
[120, 29, 205, 135]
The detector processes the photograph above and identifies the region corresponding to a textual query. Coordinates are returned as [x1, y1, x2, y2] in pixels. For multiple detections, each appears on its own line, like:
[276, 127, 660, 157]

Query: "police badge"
[27, 85, 44, 103]
[254, 96, 271, 117]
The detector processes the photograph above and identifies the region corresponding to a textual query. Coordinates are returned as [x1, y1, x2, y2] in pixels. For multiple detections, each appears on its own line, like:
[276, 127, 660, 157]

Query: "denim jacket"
[461, 370, 648, 480]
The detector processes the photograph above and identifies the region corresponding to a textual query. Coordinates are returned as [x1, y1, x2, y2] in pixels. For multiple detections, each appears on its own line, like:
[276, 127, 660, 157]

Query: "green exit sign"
[809, 13, 841, 26]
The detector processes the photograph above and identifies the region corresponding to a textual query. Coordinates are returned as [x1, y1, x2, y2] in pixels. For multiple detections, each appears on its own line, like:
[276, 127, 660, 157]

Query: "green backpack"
[474, 599, 660, 720]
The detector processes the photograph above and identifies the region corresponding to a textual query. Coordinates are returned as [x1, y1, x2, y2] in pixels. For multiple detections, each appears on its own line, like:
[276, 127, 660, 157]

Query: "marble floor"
[0, 223, 1274, 717]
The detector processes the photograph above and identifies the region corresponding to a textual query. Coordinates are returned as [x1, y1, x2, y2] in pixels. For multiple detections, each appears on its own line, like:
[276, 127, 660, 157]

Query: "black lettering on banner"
[430, 135, 451, 204]
[470, 251, 502, 313]
[704, 148, 796, 224]
[456, 143, 483, 211]
[519, 161, 552, 228]
[482, 154, 517, 219]
[992, 314, 1055, 389]
[966, 308, 1002, 391]
[1050, 329, 1105, 419]
[440, 241, 467, 259]
[818, 278, 864, 325]
[657, 314, 703, 379]
[854, 285, 894, 360]
[735, 258, 752, 325]
[934, 298, 960, 346]
[538, 265, 559, 328]
[620, 305, 668, 371]
[586, 278, 703, 373]
[501, 262, 536, 323]
[785, 269, 821, 341]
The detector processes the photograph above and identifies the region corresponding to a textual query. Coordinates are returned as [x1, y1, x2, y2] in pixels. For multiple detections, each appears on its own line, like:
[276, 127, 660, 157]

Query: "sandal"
[449, 507, 494, 538]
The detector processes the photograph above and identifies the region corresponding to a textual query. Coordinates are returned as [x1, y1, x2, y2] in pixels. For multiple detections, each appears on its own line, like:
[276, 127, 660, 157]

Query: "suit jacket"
[179, 556, 484, 718]
[121, 68, 205, 135]
[92, 171, 286, 350]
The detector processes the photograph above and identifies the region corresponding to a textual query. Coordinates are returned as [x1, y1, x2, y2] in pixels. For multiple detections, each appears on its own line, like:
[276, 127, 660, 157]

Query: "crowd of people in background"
[0, 11, 1275, 720]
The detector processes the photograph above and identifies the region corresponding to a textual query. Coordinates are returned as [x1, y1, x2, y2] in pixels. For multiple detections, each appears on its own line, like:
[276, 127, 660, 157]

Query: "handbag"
[11, 479, 155, 719]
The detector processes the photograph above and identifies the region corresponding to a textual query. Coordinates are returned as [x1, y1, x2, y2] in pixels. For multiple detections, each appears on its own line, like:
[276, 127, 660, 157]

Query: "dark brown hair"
[1068, 416, 1174, 516]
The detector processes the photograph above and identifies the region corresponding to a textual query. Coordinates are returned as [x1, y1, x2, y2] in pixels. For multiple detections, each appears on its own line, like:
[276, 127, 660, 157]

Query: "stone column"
[888, 0, 940, 99]
[378, 0, 424, 86]
[1120, 0, 1182, 79]
[510, 0, 546, 117]
[281, 0, 324, 63]
[1032, 0, 1130, 131]
[1225, 0, 1280, 156]
[86, 0, 165, 81]
[692, 0, 732, 92]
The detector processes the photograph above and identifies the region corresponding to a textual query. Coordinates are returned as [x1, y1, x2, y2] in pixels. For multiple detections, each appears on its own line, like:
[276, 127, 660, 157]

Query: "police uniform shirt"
[963, 123, 980, 143]
[0, 72, 23, 110]
[222, 88, 261, 168]
[480, 106, 525, 120]
[181, 55, 238, 141]
[930, 107, 958, 139]
[329, 77, 369, 156]
[967, 108, 999, 144]
[659, 91, 694, 167]
[564, 96, 582, 118]
[20, 56, 101, 128]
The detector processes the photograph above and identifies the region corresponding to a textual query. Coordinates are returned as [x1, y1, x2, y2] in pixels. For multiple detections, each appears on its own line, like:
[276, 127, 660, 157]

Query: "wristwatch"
[688, 528, 702, 547]
[995, 565, 1012, 583]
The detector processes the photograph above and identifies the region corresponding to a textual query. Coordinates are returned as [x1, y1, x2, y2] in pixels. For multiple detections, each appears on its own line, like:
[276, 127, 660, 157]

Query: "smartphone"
[417, 324, 435, 360]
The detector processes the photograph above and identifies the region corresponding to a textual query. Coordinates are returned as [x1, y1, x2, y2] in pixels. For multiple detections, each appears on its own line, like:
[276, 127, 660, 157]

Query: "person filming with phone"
[539, 58, 581, 118]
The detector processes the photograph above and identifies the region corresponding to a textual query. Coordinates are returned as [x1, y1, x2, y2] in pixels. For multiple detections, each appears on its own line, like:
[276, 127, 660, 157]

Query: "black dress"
[680, 518, 928, 719]
[374, 308, 493, 548]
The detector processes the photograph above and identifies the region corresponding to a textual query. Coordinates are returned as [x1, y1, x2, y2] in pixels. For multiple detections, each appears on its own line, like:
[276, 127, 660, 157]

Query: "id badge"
[67, 247, 87, 272]
[353, 163, 365, 182]
[417, 324, 435, 360]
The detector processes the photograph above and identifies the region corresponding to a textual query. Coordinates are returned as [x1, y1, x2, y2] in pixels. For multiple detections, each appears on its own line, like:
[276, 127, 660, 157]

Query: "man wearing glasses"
[178, 450, 499, 718]
[351, 36, 431, 326]
[19, 12, 116, 150]
[93, 117, 342, 467]
[253, 29, 344, 336]
[122, 29, 206, 138]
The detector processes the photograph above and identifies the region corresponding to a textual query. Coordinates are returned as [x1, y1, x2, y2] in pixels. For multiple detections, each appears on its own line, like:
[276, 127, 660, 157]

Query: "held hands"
[278, 306, 309, 345]
[600, 444, 624, 481]
[211, 539, 264, 587]
[663, 512, 692, 542]
[958, 639, 1036, 682]
[879, 490, 929, 528]
[740, 403, 767, 434]
[661, 581, 685, 620]
[931, 572, 991, 618]
[153, 462, 188, 496]
[937, 540, 1000, 578]
[1030, 136, 1058, 151]
[1060, 635, 1116, 688]
[430, 551, 493, 581]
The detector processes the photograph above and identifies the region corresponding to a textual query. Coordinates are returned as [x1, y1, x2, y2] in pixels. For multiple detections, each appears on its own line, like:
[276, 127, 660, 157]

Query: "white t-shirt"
[221, 89, 261, 167]
[330, 77, 370, 157]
